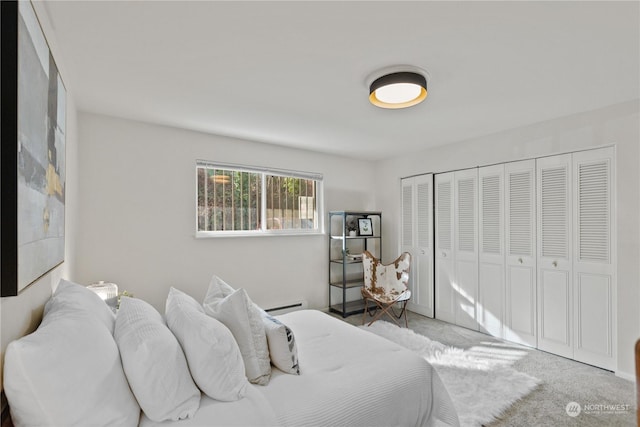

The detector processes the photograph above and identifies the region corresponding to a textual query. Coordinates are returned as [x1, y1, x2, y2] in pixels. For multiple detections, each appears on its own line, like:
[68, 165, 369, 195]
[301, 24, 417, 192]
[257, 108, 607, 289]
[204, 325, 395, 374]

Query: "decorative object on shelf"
[1, 1, 67, 297]
[328, 211, 381, 317]
[346, 216, 358, 236]
[358, 218, 373, 236]
[347, 253, 363, 262]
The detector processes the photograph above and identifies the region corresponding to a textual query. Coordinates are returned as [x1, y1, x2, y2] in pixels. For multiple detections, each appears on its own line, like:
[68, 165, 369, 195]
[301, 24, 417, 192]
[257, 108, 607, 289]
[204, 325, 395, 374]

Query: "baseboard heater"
[265, 300, 308, 316]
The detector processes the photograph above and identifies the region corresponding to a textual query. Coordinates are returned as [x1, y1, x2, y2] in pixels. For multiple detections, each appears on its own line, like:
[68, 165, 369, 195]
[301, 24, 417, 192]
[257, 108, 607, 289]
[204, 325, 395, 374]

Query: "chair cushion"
[362, 251, 411, 300]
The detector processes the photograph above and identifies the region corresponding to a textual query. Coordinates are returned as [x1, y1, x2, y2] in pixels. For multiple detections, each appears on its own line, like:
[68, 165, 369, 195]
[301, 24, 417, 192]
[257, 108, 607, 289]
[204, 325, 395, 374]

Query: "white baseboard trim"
[614, 370, 634, 382]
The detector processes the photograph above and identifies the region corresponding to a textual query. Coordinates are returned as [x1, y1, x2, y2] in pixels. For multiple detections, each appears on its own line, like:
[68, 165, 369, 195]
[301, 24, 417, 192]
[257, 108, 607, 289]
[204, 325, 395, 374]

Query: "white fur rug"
[360, 321, 540, 427]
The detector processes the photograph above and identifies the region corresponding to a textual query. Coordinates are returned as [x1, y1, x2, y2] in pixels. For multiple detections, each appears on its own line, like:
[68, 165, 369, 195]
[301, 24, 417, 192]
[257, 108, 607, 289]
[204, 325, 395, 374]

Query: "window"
[196, 161, 323, 236]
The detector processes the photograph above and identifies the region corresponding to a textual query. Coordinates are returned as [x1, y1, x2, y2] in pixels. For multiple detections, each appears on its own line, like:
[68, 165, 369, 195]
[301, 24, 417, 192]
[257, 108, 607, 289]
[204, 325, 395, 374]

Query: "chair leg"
[395, 300, 408, 328]
[403, 301, 408, 328]
[369, 309, 396, 326]
[368, 303, 403, 327]
[366, 301, 384, 326]
[362, 297, 368, 325]
[388, 300, 409, 327]
[385, 305, 402, 327]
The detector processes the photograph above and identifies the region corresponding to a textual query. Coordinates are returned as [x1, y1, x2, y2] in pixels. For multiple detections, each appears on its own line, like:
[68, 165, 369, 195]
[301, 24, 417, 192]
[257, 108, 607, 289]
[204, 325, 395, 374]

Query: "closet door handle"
[552, 260, 558, 268]
[518, 258, 523, 264]
[442, 252, 447, 258]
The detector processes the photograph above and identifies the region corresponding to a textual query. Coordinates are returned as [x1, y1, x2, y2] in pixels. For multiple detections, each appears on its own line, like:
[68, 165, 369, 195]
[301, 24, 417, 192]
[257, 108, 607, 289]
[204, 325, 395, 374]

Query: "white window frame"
[195, 160, 324, 237]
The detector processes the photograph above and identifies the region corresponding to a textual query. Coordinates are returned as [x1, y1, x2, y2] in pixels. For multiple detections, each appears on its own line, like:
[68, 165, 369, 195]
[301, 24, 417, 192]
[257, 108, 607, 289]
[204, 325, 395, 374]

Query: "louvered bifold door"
[401, 177, 416, 313]
[537, 154, 573, 359]
[413, 174, 434, 317]
[504, 160, 537, 347]
[478, 165, 505, 338]
[454, 168, 479, 330]
[401, 177, 415, 250]
[572, 147, 615, 370]
[435, 172, 456, 323]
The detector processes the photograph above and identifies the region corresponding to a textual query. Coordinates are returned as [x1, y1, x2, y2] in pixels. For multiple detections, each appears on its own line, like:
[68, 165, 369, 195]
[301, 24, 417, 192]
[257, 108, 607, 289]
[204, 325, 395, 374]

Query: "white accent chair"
[361, 250, 411, 327]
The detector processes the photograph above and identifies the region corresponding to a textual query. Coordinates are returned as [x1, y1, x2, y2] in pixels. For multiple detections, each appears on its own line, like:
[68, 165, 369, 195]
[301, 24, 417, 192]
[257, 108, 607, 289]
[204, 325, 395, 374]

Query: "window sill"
[195, 230, 325, 239]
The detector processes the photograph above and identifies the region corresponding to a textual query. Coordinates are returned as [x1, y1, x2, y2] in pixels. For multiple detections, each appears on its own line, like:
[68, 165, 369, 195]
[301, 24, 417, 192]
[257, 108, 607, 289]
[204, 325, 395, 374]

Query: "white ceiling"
[39, 1, 639, 161]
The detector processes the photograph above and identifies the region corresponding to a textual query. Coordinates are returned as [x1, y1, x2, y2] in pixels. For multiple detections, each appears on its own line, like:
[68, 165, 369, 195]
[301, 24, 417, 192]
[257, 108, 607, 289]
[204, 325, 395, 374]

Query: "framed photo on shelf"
[358, 218, 373, 236]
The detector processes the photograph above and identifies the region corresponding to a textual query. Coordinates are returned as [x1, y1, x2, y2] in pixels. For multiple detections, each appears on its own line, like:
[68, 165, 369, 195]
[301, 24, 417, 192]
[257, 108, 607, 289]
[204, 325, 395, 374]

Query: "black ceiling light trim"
[369, 72, 426, 94]
[368, 69, 428, 109]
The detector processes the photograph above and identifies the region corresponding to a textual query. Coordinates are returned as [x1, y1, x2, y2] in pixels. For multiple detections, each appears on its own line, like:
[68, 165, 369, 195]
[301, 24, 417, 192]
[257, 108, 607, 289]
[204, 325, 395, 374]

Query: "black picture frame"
[358, 218, 373, 236]
[1, 1, 67, 297]
[1, 1, 20, 297]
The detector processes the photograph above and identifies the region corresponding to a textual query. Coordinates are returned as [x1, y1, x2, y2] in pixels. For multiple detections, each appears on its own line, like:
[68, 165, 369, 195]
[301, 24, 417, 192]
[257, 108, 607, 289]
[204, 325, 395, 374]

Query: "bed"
[141, 310, 458, 427]
[4, 280, 459, 427]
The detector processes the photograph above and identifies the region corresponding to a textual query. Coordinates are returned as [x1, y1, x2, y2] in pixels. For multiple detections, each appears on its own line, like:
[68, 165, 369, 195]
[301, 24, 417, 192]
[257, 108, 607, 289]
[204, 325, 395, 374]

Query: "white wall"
[74, 113, 375, 312]
[374, 100, 640, 378]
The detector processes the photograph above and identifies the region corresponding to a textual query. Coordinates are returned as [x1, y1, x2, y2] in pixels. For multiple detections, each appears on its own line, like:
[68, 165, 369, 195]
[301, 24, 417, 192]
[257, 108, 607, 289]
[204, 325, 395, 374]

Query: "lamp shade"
[87, 281, 118, 300]
[369, 71, 427, 109]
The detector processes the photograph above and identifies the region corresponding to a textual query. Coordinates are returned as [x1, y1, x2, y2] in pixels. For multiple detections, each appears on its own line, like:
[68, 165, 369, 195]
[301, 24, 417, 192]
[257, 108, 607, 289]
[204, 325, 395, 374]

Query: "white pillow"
[207, 276, 299, 375]
[203, 287, 271, 385]
[115, 297, 201, 422]
[260, 311, 300, 375]
[165, 287, 248, 401]
[206, 275, 235, 298]
[45, 278, 116, 333]
[4, 280, 140, 427]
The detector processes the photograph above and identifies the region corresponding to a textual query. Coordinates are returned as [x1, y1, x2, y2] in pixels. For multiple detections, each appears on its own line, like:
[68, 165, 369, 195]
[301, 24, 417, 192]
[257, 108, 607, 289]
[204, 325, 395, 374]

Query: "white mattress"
[141, 310, 459, 427]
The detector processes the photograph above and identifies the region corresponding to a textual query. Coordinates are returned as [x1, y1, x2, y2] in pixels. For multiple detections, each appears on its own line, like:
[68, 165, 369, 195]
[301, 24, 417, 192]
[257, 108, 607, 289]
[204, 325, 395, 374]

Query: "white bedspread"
[141, 310, 459, 427]
[139, 385, 277, 426]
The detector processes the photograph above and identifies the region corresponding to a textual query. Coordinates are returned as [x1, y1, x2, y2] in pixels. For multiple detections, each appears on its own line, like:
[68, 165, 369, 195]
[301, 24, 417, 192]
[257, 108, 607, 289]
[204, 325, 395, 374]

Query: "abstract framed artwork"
[1, 1, 66, 297]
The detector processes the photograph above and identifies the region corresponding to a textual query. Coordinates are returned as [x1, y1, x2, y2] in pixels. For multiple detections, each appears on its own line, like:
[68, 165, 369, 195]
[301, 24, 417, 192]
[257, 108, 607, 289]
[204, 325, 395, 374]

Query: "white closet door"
[504, 160, 537, 347]
[402, 175, 435, 318]
[410, 174, 434, 317]
[572, 147, 616, 370]
[401, 178, 417, 313]
[454, 168, 479, 330]
[478, 164, 505, 338]
[415, 175, 434, 317]
[435, 172, 455, 324]
[401, 178, 414, 251]
[537, 154, 573, 359]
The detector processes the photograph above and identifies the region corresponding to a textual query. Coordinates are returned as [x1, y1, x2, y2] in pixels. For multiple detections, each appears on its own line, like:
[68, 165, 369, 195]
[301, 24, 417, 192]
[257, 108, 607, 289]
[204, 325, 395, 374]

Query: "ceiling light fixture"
[367, 66, 429, 109]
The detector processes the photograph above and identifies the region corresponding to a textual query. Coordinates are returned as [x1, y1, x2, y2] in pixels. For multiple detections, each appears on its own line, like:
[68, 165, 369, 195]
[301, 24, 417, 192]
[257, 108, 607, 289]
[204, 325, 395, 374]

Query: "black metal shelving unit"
[328, 211, 381, 317]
